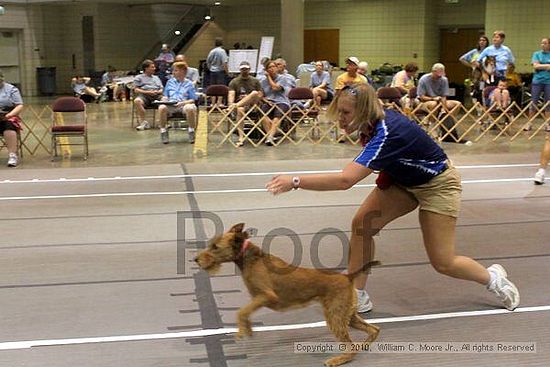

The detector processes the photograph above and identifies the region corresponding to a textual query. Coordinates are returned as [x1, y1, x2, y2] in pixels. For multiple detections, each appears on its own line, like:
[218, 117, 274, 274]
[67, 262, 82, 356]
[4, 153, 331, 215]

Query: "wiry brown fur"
[195, 223, 380, 367]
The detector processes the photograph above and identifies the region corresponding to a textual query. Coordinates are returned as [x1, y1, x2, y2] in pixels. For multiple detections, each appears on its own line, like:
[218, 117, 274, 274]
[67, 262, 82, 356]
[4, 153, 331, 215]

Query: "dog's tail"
[345, 261, 381, 280]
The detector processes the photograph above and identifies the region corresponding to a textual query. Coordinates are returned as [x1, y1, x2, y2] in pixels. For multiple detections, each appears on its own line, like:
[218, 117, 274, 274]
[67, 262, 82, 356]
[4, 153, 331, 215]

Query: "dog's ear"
[229, 223, 245, 233]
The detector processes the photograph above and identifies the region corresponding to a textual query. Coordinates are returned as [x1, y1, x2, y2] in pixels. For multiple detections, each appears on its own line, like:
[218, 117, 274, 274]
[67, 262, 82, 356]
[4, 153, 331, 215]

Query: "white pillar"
[280, 0, 304, 76]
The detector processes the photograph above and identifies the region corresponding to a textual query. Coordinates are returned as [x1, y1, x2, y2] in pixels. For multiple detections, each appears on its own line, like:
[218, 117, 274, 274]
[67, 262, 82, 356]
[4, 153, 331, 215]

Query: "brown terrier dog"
[195, 223, 380, 367]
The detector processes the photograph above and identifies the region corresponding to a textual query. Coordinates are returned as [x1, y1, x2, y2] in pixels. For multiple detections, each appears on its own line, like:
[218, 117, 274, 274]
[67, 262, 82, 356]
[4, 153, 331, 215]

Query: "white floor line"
[1, 305, 548, 351]
[0, 163, 539, 185]
[0, 177, 541, 202]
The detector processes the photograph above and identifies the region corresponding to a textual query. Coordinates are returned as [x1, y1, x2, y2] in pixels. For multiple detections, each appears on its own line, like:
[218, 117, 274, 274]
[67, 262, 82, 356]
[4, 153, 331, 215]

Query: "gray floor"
[0, 100, 549, 366]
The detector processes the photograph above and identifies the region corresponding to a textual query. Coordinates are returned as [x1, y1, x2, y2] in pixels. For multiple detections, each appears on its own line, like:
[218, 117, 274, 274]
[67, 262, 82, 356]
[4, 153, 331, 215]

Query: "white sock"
[486, 270, 497, 290]
[188, 127, 195, 133]
[356, 289, 369, 300]
[537, 168, 545, 175]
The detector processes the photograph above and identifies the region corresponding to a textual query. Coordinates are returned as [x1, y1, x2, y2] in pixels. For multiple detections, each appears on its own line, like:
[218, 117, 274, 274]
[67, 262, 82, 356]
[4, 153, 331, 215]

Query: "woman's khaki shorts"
[399, 165, 462, 218]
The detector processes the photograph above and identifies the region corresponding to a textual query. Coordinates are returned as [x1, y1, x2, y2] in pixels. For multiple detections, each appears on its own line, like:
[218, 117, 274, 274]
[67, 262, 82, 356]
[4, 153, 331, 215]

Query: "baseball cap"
[346, 57, 360, 66]
[239, 61, 251, 70]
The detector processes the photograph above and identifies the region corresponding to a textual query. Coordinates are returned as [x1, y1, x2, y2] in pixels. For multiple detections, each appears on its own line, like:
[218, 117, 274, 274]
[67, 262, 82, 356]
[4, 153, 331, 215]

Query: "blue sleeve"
[188, 84, 197, 101]
[460, 49, 475, 62]
[354, 124, 389, 170]
[133, 75, 142, 88]
[163, 80, 171, 97]
[417, 77, 427, 97]
[442, 78, 450, 96]
[532, 51, 541, 64]
[477, 48, 488, 62]
[10, 86, 23, 105]
[507, 47, 515, 65]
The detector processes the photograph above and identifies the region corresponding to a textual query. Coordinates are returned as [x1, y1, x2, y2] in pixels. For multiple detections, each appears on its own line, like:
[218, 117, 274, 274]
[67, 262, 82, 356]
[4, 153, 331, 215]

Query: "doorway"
[304, 29, 339, 65]
[440, 28, 484, 84]
[0, 30, 22, 88]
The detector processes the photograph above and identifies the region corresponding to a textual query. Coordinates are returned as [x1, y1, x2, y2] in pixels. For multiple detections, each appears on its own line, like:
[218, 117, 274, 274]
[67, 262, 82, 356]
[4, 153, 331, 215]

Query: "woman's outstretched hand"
[266, 175, 293, 195]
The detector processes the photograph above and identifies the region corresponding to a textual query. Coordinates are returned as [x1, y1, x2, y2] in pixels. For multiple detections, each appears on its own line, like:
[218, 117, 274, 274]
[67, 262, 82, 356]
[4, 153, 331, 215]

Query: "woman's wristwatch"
[292, 176, 300, 190]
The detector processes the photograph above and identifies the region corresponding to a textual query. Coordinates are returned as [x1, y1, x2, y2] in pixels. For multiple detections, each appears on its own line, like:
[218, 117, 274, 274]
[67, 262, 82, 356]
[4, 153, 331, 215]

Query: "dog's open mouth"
[199, 261, 221, 274]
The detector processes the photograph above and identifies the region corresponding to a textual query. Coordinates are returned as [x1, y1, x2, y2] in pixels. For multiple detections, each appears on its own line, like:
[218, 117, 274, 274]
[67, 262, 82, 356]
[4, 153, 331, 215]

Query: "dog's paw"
[235, 327, 253, 340]
[324, 355, 354, 367]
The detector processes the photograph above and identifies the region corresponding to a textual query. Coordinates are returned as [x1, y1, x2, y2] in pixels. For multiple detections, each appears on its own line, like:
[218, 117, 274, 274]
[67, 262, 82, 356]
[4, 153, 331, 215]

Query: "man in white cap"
[227, 61, 263, 146]
[334, 56, 368, 94]
[418, 63, 469, 144]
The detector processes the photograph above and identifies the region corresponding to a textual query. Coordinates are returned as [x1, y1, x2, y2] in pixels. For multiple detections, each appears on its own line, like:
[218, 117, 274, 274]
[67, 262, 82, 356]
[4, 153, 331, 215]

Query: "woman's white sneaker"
[487, 264, 520, 311]
[7, 153, 18, 167]
[534, 169, 545, 185]
[356, 289, 373, 313]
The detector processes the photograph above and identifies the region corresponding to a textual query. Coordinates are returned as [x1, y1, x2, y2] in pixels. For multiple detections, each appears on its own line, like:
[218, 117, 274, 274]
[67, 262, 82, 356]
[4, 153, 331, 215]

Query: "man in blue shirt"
[157, 62, 197, 144]
[417, 63, 469, 144]
[474, 30, 515, 80]
[206, 37, 228, 106]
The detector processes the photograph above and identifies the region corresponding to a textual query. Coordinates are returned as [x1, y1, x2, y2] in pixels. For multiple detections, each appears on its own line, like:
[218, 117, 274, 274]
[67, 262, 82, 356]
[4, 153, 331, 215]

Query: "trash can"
[37, 67, 56, 95]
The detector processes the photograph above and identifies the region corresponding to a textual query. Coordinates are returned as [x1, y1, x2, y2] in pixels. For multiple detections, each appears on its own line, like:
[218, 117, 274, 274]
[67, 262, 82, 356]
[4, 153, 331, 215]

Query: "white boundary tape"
[0, 177, 540, 202]
[1, 305, 549, 351]
[0, 163, 539, 185]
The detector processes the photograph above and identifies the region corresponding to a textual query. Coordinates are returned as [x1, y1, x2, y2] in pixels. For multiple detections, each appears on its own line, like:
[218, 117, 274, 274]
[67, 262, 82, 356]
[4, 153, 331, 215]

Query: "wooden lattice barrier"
[207, 100, 549, 147]
[0, 105, 53, 156]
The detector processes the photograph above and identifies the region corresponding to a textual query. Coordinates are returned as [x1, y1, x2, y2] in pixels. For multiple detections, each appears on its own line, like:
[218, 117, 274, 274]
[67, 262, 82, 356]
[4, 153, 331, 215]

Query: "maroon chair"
[376, 87, 402, 108]
[288, 87, 319, 120]
[286, 87, 320, 139]
[205, 84, 229, 108]
[51, 96, 88, 160]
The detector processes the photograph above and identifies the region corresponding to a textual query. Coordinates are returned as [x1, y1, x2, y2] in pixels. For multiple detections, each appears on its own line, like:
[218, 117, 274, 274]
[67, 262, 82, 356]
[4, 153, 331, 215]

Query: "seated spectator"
[334, 57, 368, 94]
[418, 63, 469, 144]
[72, 76, 101, 101]
[505, 63, 523, 104]
[156, 44, 175, 64]
[259, 60, 291, 146]
[488, 79, 511, 110]
[391, 62, 419, 109]
[174, 54, 200, 88]
[256, 56, 270, 79]
[101, 66, 124, 102]
[275, 58, 297, 90]
[157, 61, 197, 145]
[309, 60, 334, 109]
[357, 61, 374, 85]
[134, 59, 164, 131]
[227, 61, 263, 146]
[0, 71, 23, 167]
[334, 57, 368, 141]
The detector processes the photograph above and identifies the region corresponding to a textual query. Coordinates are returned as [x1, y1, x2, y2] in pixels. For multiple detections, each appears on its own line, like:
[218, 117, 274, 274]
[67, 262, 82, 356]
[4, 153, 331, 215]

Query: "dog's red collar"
[238, 239, 251, 258]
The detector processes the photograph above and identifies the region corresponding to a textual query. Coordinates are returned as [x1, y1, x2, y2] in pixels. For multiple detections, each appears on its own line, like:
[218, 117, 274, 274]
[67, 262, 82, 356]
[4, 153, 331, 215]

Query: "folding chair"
[206, 85, 231, 136]
[51, 96, 88, 160]
[205, 84, 229, 109]
[376, 87, 402, 109]
[287, 87, 320, 141]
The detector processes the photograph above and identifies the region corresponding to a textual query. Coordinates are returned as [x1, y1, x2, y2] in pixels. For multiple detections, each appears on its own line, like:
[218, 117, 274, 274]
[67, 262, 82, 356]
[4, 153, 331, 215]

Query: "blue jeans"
[530, 83, 550, 112]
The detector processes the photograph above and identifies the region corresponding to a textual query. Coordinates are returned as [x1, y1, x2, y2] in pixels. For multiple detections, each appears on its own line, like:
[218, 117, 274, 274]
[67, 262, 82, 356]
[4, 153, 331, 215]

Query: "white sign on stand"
[228, 50, 258, 73]
[256, 36, 274, 73]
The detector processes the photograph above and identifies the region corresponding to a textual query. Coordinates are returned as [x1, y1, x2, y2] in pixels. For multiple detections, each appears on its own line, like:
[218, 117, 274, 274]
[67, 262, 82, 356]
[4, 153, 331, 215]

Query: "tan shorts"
[399, 164, 462, 218]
